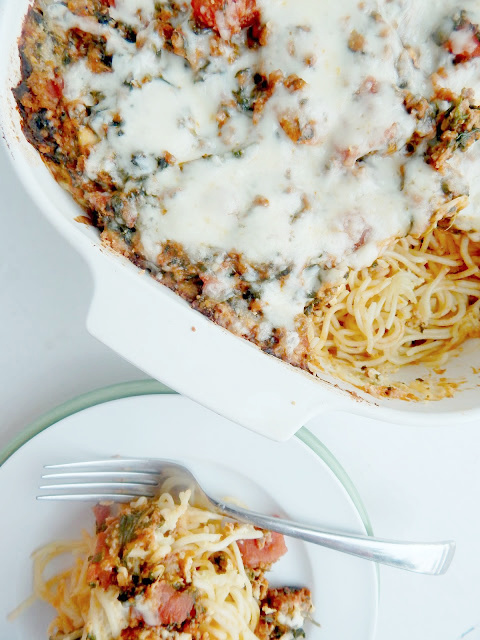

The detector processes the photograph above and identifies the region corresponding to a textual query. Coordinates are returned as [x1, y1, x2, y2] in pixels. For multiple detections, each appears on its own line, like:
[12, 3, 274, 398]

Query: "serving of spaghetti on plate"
[12, 0, 480, 400]
[29, 487, 314, 640]
[0, 390, 378, 640]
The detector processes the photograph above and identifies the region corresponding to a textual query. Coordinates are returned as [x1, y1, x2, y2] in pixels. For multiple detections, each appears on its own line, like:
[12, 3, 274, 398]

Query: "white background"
[1, 137, 480, 639]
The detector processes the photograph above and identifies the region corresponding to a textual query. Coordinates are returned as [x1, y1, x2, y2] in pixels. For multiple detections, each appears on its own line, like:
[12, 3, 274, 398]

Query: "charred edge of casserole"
[14, 8, 94, 217]
[102, 229, 309, 368]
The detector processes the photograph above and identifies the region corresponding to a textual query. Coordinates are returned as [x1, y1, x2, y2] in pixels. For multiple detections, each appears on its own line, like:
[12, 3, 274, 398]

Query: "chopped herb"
[456, 128, 480, 149]
[441, 180, 452, 195]
[90, 91, 105, 103]
[131, 153, 146, 167]
[87, 634, 97, 640]
[157, 74, 175, 87]
[91, 552, 103, 564]
[233, 87, 254, 112]
[100, 52, 113, 68]
[277, 266, 292, 279]
[194, 60, 211, 83]
[157, 157, 169, 170]
[232, 70, 255, 112]
[96, 13, 111, 25]
[123, 228, 135, 245]
[304, 301, 314, 315]
[123, 27, 137, 43]
[119, 510, 146, 547]
[293, 629, 306, 639]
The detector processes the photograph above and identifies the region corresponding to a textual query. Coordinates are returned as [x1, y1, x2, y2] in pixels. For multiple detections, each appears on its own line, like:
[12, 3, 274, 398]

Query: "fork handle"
[215, 502, 455, 576]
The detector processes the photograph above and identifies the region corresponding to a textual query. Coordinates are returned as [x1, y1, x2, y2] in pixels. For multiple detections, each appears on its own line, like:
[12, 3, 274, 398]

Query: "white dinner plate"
[0, 384, 378, 640]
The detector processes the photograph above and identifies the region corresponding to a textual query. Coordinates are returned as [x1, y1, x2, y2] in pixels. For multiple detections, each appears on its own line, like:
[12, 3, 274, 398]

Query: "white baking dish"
[2, 0, 480, 440]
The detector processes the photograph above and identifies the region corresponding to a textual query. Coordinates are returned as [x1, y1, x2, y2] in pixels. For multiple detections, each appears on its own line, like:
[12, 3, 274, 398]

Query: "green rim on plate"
[0, 379, 374, 540]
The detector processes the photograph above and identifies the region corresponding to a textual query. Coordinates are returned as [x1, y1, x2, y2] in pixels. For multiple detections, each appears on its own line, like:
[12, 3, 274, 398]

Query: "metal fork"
[39, 458, 455, 576]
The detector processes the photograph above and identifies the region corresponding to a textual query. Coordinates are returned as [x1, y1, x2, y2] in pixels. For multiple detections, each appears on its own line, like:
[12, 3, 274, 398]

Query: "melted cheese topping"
[44, 0, 480, 333]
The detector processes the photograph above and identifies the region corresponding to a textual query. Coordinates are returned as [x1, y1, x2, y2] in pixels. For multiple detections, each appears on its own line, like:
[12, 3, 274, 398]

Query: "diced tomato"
[93, 503, 111, 530]
[145, 581, 195, 625]
[191, 0, 258, 38]
[86, 531, 114, 589]
[88, 565, 113, 589]
[445, 25, 480, 63]
[237, 532, 287, 569]
[100, 0, 115, 6]
[94, 530, 108, 555]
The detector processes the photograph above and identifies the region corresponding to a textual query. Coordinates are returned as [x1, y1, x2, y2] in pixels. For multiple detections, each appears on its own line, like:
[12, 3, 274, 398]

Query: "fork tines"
[38, 459, 161, 502]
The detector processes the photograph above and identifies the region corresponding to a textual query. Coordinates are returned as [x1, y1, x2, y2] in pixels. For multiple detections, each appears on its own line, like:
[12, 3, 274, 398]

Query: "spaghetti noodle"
[308, 229, 480, 399]
[28, 488, 313, 640]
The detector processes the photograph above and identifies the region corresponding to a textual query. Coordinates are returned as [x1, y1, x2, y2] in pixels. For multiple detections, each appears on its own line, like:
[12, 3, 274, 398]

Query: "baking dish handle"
[85, 248, 348, 441]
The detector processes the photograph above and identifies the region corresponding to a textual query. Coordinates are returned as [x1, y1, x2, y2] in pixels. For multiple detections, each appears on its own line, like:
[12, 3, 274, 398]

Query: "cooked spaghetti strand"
[309, 229, 480, 399]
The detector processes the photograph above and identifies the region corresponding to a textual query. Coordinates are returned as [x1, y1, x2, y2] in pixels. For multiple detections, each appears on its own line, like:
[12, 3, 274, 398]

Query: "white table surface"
[1, 139, 480, 640]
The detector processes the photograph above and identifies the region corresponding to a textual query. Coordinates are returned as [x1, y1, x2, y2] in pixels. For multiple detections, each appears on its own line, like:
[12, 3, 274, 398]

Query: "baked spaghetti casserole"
[14, 0, 480, 399]
[27, 488, 313, 640]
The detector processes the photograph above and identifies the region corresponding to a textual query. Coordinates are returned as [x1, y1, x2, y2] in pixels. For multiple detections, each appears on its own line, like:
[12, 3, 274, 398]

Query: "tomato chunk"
[86, 531, 114, 589]
[145, 581, 195, 625]
[445, 24, 480, 63]
[93, 503, 111, 530]
[237, 532, 287, 569]
[191, 0, 258, 38]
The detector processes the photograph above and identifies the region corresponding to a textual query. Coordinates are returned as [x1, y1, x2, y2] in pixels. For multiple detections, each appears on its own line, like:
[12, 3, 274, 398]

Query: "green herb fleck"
[456, 128, 480, 149]
[233, 87, 254, 111]
[91, 552, 103, 564]
[119, 510, 146, 547]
